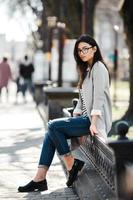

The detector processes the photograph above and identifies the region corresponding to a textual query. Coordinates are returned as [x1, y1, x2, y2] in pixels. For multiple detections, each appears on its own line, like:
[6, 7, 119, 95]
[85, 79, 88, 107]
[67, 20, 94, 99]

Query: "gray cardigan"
[73, 61, 112, 139]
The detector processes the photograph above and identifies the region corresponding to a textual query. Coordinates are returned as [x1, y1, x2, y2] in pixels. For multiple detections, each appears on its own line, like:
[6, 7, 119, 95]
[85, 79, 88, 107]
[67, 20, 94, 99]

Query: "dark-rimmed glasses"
[78, 46, 92, 55]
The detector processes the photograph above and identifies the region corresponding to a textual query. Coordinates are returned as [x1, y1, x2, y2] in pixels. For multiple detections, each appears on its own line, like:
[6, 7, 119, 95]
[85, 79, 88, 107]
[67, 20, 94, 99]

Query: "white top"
[79, 89, 88, 116]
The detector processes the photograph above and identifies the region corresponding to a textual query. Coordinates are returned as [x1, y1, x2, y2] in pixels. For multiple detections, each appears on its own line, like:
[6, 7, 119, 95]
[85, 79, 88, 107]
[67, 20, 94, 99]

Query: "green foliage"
[0, 0, 99, 48]
[45, 0, 82, 38]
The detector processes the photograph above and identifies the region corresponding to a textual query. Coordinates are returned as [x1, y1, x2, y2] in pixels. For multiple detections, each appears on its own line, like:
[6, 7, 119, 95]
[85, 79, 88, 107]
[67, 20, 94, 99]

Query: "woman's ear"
[93, 46, 97, 52]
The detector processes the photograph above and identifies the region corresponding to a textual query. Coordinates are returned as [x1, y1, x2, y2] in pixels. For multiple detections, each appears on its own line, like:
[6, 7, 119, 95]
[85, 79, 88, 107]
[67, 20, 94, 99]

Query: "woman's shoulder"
[93, 61, 105, 69]
[93, 61, 108, 73]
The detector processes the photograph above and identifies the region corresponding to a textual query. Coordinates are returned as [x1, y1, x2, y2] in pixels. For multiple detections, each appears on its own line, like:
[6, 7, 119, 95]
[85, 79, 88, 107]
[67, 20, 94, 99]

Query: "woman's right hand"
[73, 112, 81, 117]
[89, 124, 98, 136]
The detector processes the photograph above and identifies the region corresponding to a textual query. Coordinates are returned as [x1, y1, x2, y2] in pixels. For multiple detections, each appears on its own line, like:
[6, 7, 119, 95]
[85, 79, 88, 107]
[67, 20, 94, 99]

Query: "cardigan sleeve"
[91, 62, 109, 116]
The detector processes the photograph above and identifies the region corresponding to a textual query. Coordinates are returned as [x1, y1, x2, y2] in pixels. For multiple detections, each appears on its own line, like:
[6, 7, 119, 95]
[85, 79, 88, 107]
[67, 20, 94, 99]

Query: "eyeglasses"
[78, 46, 92, 55]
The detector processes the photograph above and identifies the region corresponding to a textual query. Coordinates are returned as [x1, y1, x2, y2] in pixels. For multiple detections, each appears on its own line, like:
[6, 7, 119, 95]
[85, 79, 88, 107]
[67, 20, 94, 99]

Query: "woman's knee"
[47, 119, 58, 132]
[47, 118, 66, 137]
[48, 117, 66, 129]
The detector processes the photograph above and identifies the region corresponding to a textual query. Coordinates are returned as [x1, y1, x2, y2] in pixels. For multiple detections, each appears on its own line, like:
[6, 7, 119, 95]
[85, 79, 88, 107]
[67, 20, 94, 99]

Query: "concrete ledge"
[43, 87, 78, 120]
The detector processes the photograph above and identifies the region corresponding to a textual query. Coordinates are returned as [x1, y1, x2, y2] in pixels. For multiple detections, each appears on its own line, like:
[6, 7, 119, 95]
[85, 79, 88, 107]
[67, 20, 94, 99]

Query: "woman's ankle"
[63, 155, 74, 171]
[33, 177, 45, 182]
[33, 168, 47, 182]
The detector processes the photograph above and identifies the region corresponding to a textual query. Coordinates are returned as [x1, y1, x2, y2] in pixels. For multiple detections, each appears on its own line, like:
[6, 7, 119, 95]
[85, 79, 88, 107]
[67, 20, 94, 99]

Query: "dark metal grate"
[80, 135, 117, 195]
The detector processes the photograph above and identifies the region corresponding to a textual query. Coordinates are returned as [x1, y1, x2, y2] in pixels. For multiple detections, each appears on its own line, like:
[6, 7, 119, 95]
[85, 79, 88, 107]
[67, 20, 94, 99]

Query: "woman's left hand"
[89, 124, 98, 136]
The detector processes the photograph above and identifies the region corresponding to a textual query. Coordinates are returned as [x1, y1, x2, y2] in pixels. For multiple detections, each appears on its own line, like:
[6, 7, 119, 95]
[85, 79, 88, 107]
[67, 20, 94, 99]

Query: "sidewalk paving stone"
[0, 99, 79, 200]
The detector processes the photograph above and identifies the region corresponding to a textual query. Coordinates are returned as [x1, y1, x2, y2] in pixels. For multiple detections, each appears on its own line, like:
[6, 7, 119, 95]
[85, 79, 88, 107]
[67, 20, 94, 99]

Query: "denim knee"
[47, 119, 59, 133]
[47, 119, 70, 155]
[48, 119, 55, 129]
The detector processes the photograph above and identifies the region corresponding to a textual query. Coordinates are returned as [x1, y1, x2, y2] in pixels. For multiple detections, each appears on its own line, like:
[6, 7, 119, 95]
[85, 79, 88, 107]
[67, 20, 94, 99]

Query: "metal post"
[58, 28, 63, 87]
[113, 25, 119, 107]
[47, 16, 57, 81]
[57, 22, 65, 87]
[48, 28, 52, 81]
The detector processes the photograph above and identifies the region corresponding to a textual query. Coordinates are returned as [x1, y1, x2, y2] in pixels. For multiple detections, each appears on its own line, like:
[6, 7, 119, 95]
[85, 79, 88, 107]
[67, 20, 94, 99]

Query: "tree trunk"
[109, 0, 133, 136]
[82, 0, 99, 36]
[39, 0, 99, 51]
[120, 0, 133, 125]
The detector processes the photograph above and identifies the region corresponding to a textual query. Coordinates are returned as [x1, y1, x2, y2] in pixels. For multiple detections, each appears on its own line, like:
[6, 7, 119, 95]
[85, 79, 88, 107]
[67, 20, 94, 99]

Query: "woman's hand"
[73, 112, 81, 117]
[90, 115, 99, 136]
[89, 124, 98, 136]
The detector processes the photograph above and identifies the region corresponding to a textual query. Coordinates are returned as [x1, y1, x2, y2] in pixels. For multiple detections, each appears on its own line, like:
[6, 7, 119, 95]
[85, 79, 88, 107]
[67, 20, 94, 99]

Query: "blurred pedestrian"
[19, 55, 35, 102]
[0, 57, 12, 101]
[18, 34, 112, 192]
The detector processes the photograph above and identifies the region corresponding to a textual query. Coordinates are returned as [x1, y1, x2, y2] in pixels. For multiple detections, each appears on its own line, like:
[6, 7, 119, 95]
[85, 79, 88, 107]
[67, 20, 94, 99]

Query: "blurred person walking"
[0, 57, 12, 101]
[19, 55, 35, 102]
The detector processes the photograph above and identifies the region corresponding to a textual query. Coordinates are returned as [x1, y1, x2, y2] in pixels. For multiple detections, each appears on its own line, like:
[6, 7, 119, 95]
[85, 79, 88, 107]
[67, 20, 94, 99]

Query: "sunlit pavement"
[0, 82, 79, 200]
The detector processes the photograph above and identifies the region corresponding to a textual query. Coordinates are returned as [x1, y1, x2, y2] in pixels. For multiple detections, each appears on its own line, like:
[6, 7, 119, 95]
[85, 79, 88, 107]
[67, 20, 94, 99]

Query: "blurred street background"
[0, 0, 133, 199]
[0, 87, 79, 199]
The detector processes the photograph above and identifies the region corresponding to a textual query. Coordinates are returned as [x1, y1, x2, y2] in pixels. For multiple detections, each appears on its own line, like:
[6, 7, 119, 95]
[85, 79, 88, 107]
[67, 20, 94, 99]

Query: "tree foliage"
[1, 0, 99, 51]
[45, 0, 82, 38]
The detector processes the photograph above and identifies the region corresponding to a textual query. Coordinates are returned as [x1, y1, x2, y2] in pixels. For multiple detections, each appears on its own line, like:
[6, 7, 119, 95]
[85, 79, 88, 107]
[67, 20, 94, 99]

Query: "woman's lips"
[81, 56, 86, 60]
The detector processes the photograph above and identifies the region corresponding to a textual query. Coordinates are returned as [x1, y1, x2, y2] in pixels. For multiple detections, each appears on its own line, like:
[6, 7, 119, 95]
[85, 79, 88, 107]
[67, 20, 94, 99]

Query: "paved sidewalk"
[0, 98, 79, 199]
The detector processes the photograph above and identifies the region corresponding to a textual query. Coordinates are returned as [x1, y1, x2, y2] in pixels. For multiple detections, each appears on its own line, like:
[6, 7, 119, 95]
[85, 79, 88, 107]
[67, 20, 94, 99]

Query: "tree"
[1, 0, 99, 51]
[81, 0, 99, 36]
[0, 0, 43, 49]
[109, 0, 133, 136]
[45, 0, 99, 38]
[45, 0, 82, 38]
[120, 0, 133, 126]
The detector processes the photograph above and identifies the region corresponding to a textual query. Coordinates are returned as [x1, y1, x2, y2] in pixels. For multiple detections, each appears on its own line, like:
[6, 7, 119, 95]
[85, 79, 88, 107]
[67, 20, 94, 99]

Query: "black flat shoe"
[66, 159, 84, 187]
[18, 179, 48, 192]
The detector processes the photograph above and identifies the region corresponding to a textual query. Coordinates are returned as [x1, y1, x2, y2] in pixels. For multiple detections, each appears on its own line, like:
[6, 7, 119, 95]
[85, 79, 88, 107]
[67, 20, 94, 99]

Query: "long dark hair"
[74, 34, 110, 88]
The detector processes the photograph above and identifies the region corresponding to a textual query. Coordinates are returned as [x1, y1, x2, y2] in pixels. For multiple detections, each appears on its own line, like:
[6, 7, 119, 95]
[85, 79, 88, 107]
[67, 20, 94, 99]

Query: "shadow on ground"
[23, 187, 79, 200]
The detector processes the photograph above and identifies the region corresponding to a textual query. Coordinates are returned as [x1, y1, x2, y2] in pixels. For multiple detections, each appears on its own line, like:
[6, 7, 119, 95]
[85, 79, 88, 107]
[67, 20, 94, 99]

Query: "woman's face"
[77, 42, 96, 64]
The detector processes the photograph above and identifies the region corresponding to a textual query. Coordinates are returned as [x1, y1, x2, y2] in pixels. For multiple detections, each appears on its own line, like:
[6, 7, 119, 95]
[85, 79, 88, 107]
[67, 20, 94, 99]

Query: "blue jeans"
[21, 79, 34, 96]
[39, 116, 90, 167]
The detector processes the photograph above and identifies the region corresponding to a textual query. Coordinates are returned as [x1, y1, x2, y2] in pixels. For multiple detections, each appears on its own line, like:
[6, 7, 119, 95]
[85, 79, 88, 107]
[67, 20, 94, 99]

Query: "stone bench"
[62, 103, 133, 200]
[36, 88, 133, 200]
[33, 80, 53, 105]
[41, 87, 78, 121]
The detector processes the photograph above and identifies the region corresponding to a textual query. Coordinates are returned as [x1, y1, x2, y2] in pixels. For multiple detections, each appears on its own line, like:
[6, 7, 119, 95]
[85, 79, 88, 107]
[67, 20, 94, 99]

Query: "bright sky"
[0, 3, 34, 42]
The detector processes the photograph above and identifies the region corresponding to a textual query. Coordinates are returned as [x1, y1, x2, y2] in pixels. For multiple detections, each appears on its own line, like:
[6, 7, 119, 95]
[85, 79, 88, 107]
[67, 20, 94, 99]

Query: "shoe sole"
[37, 185, 48, 192]
[18, 185, 48, 192]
